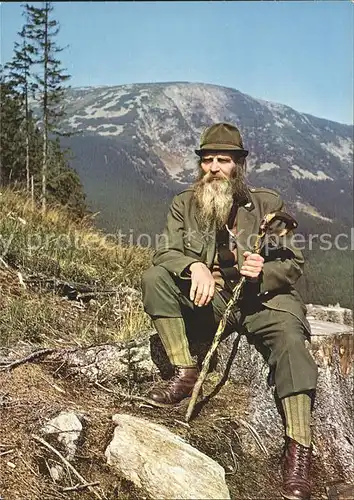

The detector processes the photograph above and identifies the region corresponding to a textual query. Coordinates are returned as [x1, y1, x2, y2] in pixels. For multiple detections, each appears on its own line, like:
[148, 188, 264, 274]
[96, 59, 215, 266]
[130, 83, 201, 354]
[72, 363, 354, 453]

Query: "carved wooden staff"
[185, 210, 298, 423]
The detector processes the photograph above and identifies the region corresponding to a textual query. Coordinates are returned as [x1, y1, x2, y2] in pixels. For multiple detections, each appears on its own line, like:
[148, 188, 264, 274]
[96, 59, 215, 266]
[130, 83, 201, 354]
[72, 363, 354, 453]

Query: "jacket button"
[186, 242, 191, 247]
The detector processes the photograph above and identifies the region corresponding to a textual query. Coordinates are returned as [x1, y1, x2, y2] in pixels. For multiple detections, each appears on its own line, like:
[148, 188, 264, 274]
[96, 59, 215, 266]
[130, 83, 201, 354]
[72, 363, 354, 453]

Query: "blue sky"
[1, 1, 353, 124]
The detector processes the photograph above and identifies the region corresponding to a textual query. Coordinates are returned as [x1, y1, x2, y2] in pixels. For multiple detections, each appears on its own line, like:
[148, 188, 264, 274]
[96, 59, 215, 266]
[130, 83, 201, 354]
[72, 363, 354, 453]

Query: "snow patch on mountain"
[295, 201, 333, 222]
[256, 162, 280, 173]
[282, 118, 297, 129]
[245, 154, 258, 172]
[291, 165, 333, 181]
[320, 138, 353, 163]
[255, 99, 288, 114]
[86, 124, 124, 136]
[152, 146, 185, 179]
[135, 93, 177, 145]
[67, 116, 82, 129]
[80, 87, 137, 119]
[256, 99, 298, 130]
[85, 102, 131, 119]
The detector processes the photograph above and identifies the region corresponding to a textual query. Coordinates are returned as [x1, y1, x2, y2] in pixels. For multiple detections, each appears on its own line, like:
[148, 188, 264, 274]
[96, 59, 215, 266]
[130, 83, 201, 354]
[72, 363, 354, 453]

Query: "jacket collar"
[234, 189, 258, 267]
[239, 187, 255, 212]
[227, 188, 255, 227]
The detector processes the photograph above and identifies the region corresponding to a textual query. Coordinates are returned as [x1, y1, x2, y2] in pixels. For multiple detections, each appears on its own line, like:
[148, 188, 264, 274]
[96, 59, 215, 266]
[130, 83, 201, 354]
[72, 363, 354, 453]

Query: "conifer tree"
[4, 26, 38, 191]
[0, 71, 26, 185]
[23, 2, 70, 212]
[1, 5, 87, 217]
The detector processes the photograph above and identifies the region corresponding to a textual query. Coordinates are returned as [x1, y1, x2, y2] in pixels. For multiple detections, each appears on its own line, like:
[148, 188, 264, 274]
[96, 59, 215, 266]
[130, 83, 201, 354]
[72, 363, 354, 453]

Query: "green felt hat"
[195, 122, 248, 157]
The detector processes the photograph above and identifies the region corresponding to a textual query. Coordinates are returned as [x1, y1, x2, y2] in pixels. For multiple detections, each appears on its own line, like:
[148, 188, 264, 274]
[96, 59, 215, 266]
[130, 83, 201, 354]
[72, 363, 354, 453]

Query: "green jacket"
[152, 186, 310, 332]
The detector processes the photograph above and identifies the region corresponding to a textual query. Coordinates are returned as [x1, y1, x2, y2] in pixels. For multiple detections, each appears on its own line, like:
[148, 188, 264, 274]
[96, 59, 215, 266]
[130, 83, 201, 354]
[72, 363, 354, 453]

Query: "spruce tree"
[23, 2, 70, 212]
[4, 26, 38, 191]
[1, 5, 87, 217]
[0, 71, 26, 185]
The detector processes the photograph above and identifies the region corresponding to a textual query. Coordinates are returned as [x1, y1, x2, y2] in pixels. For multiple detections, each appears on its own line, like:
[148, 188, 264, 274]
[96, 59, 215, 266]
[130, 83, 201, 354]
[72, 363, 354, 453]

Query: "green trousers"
[142, 265, 318, 400]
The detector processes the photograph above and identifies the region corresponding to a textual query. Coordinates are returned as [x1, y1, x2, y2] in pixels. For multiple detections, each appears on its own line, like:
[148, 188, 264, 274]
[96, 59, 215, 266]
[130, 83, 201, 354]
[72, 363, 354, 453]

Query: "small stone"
[49, 465, 64, 482]
[42, 411, 83, 461]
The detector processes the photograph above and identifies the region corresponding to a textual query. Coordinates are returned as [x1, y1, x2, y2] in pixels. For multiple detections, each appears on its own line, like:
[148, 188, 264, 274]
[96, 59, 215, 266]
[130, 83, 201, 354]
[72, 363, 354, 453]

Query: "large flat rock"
[105, 413, 231, 500]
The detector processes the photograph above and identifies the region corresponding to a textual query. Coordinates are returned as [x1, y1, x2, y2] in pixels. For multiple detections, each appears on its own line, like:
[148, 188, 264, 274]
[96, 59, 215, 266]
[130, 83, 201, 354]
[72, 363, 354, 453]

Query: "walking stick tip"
[185, 407, 192, 423]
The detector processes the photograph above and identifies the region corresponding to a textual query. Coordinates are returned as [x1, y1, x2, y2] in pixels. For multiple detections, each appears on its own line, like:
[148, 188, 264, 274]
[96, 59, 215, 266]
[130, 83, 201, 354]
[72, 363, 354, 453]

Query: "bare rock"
[41, 411, 83, 481]
[105, 413, 231, 500]
[42, 411, 83, 459]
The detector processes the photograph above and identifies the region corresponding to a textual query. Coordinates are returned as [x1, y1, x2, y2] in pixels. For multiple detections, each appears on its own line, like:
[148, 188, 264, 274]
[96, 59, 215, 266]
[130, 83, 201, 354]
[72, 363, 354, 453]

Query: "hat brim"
[195, 146, 248, 157]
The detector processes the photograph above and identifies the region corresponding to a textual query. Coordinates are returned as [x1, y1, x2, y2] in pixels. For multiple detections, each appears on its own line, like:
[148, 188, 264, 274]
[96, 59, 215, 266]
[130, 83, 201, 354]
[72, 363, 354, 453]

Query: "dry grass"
[0, 187, 153, 287]
[0, 187, 154, 348]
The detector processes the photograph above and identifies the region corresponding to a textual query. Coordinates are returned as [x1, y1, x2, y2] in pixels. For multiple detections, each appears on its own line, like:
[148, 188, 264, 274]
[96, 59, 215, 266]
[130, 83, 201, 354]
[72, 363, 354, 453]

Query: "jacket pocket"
[183, 235, 204, 256]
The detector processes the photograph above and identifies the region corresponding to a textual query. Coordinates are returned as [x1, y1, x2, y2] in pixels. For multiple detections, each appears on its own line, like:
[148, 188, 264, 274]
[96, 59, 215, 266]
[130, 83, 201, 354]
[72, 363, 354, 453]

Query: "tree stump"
[216, 310, 354, 481]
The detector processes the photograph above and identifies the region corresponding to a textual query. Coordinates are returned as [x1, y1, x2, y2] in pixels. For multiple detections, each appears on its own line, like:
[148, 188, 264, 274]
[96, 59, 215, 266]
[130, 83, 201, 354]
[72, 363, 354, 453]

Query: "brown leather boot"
[146, 366, 199, 407]
[281, 438, 312, 500]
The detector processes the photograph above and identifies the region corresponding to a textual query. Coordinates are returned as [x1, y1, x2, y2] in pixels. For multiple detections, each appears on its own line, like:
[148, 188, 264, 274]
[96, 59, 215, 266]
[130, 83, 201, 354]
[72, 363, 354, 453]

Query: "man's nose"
[210, 158, 220, 172]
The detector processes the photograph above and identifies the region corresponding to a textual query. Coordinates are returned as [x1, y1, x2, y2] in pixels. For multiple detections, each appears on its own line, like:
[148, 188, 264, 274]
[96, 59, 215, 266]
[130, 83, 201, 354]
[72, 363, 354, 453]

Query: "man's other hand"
[240, 251, 264, 279]
[189, 262, 215, 307]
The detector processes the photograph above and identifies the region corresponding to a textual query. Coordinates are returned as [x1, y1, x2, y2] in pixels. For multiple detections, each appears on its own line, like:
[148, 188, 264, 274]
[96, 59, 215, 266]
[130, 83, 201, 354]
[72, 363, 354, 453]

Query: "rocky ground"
[0, 338, 352, 500]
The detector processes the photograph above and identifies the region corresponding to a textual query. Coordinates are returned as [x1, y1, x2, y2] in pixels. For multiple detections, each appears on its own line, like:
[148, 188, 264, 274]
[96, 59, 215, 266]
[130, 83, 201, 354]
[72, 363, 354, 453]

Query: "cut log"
[0, 335, 158, 383]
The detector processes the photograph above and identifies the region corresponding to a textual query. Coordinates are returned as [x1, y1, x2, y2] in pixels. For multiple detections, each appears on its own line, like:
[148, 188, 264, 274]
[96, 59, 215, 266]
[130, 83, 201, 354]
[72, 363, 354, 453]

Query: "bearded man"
[141, 123, 318, 500]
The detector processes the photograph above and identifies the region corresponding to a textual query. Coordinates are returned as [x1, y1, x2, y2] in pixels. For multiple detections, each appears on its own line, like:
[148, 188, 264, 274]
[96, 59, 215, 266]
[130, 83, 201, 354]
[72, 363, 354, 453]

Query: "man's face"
[193, 151, 248, 232]
[200, 153, 237, 181]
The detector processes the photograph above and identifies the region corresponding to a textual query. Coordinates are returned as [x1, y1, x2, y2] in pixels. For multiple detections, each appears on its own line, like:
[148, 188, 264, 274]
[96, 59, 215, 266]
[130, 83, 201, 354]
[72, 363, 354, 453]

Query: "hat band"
[200, 142, 244, 150]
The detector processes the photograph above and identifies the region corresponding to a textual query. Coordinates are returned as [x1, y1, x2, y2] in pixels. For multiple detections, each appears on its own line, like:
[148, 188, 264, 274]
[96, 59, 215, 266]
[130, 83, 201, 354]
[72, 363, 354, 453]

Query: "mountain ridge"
[72, 81, 352, 126]
[47, 81, 353, 236]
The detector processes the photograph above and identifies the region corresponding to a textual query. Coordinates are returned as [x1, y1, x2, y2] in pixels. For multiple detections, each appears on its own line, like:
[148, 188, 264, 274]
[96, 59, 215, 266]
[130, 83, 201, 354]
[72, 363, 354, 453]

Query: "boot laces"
[292, 445, 310, 478]
[168, 373, 180, 390]
[167, 369, 196, 395]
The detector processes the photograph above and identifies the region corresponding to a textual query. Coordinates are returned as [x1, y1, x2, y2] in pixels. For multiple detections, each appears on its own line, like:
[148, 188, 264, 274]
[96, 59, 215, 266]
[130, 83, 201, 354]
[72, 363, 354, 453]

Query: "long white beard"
[194, 178, 234, 233]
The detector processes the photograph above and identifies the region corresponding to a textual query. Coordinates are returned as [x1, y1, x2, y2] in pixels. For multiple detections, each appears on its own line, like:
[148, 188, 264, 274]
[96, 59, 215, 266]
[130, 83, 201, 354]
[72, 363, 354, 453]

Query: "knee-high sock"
[282, 393, 312, 447]
[152, 317, 195, 367]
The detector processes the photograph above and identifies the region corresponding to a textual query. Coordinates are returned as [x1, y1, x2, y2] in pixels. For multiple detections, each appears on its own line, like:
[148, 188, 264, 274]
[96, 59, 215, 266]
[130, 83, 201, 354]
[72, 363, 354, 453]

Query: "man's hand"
[189, 262, 215, 307]
[240, 251, 264, 279]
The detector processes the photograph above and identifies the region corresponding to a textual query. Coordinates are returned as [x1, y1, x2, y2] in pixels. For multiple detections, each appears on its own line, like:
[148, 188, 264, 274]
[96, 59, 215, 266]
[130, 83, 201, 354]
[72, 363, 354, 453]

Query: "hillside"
[0, 188, 153, 347]
[0, 188, 352, 500]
